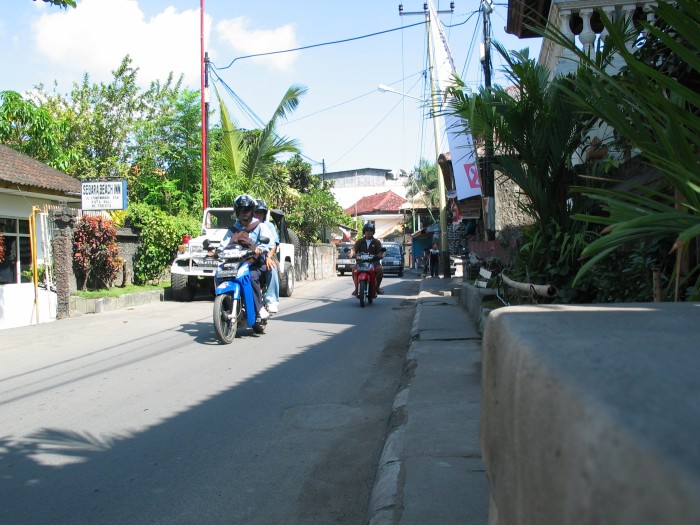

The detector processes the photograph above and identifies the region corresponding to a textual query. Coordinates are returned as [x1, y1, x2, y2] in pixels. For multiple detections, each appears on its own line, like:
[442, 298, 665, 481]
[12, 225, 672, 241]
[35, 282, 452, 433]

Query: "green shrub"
[127, 203, 199, 284]
[21, 263, 48, 283]
[511, 220, 674, 303]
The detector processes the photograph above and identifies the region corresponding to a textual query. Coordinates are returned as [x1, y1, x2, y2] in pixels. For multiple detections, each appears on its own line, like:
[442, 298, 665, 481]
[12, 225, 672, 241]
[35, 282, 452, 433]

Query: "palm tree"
[541, 0, 700, 299]
[212, 83, 307, 206]
[405, 158, 439, 223]
[448, 44, 596, 235]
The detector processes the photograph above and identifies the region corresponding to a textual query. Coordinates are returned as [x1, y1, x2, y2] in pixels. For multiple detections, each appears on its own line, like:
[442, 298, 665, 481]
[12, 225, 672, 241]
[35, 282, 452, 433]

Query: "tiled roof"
[0, 144, 81, 195]
[343, 190, 407, 215]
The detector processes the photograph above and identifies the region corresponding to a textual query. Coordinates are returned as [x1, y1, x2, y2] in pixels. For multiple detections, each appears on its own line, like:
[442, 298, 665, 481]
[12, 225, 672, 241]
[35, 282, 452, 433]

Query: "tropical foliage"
[73, 215, 122, 291]
[448, 43, 596, 235]
[38, 0, 76, 8]
[0, 90, 78, 171]
[0, 51, 361, 287]
[126, 203, 199, 285]
[404, 158, 440, 229]
[541, 0, 700, 300]
[213, 83, 307, 205]
[128, 88, 203, 215]
[447, 45, 600, 295]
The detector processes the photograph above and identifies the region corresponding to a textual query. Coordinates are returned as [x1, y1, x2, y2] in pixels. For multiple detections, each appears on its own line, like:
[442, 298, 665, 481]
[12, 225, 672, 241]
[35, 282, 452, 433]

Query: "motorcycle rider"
[254, 199, 280, 314]
[221, 194, 274, 320]
[349, 222, 384, 297]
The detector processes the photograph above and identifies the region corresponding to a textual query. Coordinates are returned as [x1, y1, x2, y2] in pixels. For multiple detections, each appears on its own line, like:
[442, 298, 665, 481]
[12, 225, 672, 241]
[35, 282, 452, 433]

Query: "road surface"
[0, 274, 418, 524]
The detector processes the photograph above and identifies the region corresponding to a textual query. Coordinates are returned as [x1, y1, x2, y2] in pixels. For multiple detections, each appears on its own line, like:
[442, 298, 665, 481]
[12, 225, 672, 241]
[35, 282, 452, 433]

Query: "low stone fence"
[458, 278, 700, 524]
[480, 300, 700, 524]
[296, 242, 336, 282]
[47, 203, 338, 318]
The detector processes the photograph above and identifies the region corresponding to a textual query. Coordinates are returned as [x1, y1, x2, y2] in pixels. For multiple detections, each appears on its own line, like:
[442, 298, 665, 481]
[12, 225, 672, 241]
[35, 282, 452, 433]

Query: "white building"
[322, 167, 409, 210]
[0, 145, 81, 329]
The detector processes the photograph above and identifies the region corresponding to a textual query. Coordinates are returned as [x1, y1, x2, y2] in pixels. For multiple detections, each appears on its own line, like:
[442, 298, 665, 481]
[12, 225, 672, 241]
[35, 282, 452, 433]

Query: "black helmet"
[254, 199, 269, 213]
[233, 194, 256, 214]
[362, 222, 375, 233]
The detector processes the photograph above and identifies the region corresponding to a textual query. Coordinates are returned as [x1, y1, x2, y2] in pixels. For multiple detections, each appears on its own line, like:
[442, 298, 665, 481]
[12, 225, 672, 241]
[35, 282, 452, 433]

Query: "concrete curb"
[367, 290, 436, 525]
[367, 382, 412, 525]
[69, 289, 165, 316]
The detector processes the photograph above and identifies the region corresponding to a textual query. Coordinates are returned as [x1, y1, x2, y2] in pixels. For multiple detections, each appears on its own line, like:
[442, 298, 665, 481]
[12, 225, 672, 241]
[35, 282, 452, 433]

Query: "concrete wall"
[480, 303, 700, 525]
[115, 227, 139, 286]
[0, 283, 57, 330]
[296, 242, 336, 282]
[495, 170, 534, 233]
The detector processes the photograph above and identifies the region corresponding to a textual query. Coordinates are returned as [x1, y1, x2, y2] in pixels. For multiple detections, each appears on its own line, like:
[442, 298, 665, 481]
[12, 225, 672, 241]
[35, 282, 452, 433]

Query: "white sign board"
[81, 180, 128, 211]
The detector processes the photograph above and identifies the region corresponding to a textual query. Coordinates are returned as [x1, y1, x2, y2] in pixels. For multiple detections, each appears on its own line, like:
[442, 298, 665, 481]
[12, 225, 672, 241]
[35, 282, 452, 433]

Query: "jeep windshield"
[205, 210, 233, 229]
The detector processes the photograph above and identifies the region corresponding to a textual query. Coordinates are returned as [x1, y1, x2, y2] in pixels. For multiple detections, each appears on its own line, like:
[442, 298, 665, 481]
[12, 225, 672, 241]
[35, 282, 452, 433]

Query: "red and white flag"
[428, 0, 481, 200]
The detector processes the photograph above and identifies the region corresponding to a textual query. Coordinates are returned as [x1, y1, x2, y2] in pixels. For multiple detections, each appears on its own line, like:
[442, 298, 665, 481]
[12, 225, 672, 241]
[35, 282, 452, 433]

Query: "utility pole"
[199, 0, 210, 210]
[400, 1, 455, 278]
[481, 0, 495, 240]
[204, 52, 211, 209]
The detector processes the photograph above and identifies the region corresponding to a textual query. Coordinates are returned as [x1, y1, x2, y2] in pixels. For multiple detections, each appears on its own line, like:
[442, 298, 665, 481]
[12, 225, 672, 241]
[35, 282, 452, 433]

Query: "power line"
[328, 73, 426, 170]
[213, 20, 426, 71]
[209, 68, 265, 129]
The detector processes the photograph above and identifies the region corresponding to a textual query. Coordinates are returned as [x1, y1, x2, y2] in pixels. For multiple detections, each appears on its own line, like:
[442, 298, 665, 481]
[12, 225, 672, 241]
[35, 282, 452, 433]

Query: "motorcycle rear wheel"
[213, 294, 238, 344]
[358, 280, 367, 307]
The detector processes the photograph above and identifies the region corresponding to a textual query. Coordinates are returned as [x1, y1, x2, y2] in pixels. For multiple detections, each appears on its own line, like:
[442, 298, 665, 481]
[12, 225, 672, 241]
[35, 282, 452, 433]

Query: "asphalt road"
[0, 274, 419, 525]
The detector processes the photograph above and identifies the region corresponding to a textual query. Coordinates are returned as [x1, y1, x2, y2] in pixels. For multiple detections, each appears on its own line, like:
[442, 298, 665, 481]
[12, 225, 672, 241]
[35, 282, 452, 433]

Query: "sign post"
[81, 180, 128, 211]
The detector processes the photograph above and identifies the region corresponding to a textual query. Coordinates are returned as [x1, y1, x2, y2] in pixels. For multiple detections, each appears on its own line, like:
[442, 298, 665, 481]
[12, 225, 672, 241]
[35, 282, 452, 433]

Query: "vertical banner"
[428, 0, 482, 200]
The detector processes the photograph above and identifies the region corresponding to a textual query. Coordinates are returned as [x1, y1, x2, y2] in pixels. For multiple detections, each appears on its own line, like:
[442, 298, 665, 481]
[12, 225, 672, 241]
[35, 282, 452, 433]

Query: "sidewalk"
[367, 274, 490, 525]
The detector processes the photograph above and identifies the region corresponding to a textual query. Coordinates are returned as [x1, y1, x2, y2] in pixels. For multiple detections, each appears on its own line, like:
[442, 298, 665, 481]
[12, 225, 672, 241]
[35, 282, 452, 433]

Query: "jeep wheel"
[279, 261, 295, 297]
[171, 273, 196, 302]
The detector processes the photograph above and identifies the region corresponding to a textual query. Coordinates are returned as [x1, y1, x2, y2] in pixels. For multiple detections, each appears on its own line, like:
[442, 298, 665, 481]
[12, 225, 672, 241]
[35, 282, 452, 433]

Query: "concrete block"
[482, 303, 700, 525]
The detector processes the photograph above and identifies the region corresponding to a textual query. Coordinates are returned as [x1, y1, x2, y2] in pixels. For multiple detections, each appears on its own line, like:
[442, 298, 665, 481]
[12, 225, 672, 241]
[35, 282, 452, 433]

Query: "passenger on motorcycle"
[254, 199, 280, 314]
[221, 194, 274, 320]
[349, 222, 384, 297]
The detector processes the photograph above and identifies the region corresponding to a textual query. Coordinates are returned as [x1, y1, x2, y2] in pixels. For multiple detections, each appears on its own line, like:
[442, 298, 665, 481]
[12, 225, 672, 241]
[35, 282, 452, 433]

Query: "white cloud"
[216, 17, 299, 70]
[32, 0, 208, 88]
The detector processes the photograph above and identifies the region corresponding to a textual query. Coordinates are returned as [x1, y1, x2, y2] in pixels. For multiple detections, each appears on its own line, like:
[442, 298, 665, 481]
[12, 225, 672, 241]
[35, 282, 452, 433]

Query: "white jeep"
[170, 207, 298, 301]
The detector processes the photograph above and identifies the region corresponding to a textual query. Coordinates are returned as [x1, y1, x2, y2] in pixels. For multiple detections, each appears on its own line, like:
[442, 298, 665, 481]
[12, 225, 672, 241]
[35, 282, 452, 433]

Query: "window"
[0, 217, 31, 284]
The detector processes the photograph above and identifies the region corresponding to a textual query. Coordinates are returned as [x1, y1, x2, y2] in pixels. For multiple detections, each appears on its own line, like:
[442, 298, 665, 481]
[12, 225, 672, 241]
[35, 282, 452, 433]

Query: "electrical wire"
[208, 9, 488, 171]
[210, 68, 264, 130]
[327, 74, 425, 170]
[461, 9, 484, 84]
[212, 20, 426, 71]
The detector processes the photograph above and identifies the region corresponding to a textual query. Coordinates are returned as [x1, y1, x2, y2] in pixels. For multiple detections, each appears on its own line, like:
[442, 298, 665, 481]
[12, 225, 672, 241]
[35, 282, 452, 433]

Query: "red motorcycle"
[353, 252, 381, 307]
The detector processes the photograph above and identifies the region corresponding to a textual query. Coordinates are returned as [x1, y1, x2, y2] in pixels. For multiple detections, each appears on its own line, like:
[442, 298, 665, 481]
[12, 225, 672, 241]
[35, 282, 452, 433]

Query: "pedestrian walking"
[429, 242, 440, 278]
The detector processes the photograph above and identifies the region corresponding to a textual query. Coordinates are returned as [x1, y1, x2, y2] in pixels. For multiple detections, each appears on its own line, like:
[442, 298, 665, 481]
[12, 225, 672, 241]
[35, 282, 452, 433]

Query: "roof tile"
[343, 190, 407, 215]
[0, 144, 81, 194]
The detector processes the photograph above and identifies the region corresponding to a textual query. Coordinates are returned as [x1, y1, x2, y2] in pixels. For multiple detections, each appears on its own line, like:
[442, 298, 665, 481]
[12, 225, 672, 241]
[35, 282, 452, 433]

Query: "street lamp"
[377, 84, 424, 102]
[378, 81, 450, 278]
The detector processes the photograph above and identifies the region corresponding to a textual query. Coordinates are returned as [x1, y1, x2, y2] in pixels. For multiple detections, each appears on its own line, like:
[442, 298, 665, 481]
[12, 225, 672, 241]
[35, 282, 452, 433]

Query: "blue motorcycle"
[212, 244, 266, 344]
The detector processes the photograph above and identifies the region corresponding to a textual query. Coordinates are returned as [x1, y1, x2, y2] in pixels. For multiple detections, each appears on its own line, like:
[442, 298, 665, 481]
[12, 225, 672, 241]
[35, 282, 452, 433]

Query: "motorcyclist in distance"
[349, 222, 384, 297]
[220, 194, 274, 320]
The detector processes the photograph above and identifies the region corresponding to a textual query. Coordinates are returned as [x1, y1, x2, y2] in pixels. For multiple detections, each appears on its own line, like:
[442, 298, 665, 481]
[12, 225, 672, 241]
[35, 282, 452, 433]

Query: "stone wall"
[50, 207, 78, 319]
[296, 242, 336, 282]
[115, 227, 140, 286]
[495, 170, 534, 233]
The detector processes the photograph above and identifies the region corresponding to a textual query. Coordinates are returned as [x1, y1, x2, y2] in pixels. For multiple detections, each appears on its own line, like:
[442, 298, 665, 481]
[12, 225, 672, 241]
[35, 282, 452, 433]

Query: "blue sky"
[1, 0, 541, 174]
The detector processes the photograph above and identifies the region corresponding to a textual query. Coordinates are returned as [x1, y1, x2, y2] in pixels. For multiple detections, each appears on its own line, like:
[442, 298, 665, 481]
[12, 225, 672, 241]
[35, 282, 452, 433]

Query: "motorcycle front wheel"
[213, 294, 238, 344]
[358, 280, 367, 308]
